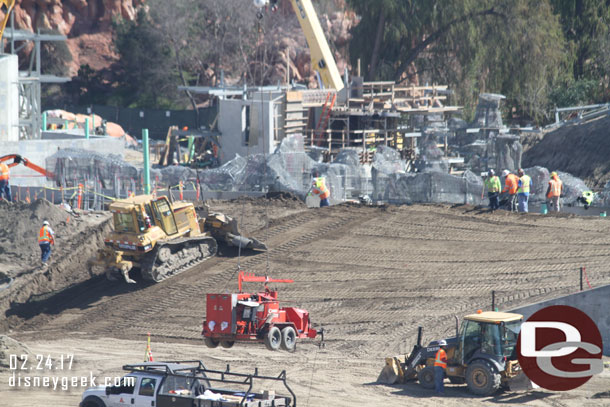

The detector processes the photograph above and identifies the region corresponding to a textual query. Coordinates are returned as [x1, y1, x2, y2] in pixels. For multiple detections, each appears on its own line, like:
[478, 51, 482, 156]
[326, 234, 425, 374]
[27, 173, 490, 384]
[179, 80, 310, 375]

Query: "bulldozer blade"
[378, 357, 403, 384]
[230, 235, 267, 251]
[507, 371, 537, 392]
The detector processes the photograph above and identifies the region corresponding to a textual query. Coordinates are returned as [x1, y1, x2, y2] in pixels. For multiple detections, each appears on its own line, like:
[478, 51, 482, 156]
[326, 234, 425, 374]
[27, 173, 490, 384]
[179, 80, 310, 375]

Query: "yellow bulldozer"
[379, 311, 533, 396]
[90, 195, 266, 283]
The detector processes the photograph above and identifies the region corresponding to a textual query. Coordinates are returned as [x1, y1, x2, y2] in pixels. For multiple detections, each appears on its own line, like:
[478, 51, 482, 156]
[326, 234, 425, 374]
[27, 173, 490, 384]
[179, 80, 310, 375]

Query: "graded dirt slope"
[523, 114, 610, 188]
[2, 200, 610, 406]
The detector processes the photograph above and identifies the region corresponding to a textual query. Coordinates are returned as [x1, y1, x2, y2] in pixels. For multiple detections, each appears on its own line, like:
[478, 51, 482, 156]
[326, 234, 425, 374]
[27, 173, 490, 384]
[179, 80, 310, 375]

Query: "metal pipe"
[143, 129, 151, 194]
[580, 267, 583, 291]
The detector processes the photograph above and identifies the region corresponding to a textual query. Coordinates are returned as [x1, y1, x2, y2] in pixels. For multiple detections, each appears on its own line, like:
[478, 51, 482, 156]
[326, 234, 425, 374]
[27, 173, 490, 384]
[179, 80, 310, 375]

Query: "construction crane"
[0, 0, 15, 43]
[254, 0, 344, 91]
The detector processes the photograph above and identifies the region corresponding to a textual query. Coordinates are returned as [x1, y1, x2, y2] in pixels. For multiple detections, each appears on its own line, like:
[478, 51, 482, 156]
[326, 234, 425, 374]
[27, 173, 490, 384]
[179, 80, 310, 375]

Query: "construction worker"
[501, 169, 519, 212]
[310, 170, 330, 207]
[517, 168, 532, 213]
[484, 169, 501, 211]
[0, 158, 18, 202]
[38, 220, 55, 266]
[434, 339, 448, 395]
[577, 190, 594, 209]
[546, 171, 563, 212]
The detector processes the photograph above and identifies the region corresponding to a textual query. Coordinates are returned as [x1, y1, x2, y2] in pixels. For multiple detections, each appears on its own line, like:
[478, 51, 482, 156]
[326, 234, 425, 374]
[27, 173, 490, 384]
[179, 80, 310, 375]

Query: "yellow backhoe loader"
[379, 311, 533, 396]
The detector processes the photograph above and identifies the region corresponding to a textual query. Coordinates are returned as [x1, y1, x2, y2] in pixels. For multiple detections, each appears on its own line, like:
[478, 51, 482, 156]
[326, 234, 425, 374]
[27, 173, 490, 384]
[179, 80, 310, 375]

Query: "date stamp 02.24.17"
[6, 354, 121, 391]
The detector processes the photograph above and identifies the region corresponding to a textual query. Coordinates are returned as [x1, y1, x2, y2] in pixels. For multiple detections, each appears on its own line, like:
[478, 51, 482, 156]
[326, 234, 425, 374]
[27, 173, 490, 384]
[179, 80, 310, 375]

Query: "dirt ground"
[1, 198, 609, 406]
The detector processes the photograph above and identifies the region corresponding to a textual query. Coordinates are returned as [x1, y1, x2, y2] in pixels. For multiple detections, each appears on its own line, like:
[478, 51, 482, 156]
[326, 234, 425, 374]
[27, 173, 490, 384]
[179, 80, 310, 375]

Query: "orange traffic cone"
[145, 332, 154, 362]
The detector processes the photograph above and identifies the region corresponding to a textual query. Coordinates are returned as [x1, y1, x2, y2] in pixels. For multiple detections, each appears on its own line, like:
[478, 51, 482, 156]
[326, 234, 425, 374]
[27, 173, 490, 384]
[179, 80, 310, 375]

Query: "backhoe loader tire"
[466, 360, 501, 396]
[280, 327, 297, 351]
[417, 366, 435, 389]
[220, 340, 235, 349]
[264, 327, 282, 351]
[204, 337, 219, 349]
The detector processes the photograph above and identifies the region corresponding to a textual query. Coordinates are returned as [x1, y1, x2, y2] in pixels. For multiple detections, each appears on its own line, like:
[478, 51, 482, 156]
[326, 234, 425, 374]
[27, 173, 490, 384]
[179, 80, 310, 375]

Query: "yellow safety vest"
[485, 176, 501, 193]
[518, 175, 531, 194]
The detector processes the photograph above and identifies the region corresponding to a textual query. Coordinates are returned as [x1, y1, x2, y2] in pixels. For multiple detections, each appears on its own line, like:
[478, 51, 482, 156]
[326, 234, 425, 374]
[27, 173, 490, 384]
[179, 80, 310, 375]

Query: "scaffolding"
[2, 12, 70, 140]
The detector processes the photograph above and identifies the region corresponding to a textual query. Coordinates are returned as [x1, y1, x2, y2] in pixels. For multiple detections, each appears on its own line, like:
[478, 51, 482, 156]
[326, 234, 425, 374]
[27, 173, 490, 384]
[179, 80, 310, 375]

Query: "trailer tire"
[220, 340, 235, 349]
[466, 360, 501, 396]
[204, 337, 219, 348]
[417, 366, 436, 389]
[265, 327, 282, 351]
[81, 396, 106, 407]
[280, 327, 296, 351]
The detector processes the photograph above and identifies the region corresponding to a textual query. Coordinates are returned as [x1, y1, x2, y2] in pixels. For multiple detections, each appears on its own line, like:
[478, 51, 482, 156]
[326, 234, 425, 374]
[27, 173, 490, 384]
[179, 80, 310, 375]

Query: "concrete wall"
[218, 92, 281, 164]
[0, 136, 125, 187]
[0, 54, 19, 142]
[510, 284, 610, 356]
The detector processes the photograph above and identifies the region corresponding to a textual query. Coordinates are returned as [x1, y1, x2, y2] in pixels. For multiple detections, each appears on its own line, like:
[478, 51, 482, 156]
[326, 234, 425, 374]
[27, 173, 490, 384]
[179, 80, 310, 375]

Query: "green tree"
[347, 0, 568, 122]
[113, 9, 180, 108]
[550, 0, 610, 79]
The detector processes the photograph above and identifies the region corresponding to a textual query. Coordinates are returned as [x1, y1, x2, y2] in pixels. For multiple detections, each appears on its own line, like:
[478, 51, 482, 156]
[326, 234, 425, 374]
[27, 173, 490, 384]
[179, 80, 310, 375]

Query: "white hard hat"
[488, 169, 495, 176]
[438, 339, 447, 346]
[43, 220, 50, 226]
[502, 170, 510, 177]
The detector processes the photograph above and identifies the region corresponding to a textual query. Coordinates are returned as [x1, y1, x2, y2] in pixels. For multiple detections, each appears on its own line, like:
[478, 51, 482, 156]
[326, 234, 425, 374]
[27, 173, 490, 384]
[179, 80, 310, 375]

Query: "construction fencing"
[10, 134, 595, 210]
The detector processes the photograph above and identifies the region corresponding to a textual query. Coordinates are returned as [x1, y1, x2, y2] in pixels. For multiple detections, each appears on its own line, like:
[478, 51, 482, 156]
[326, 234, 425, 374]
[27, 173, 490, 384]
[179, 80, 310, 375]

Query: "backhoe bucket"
[378, 357, 404, 384]
[507, 371, 537, 392]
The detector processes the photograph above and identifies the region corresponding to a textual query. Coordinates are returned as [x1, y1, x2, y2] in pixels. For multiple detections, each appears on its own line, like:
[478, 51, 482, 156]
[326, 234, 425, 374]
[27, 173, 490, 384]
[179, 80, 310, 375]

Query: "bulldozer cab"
[110, 195, 178, 237]
[455, 311, 522, 366]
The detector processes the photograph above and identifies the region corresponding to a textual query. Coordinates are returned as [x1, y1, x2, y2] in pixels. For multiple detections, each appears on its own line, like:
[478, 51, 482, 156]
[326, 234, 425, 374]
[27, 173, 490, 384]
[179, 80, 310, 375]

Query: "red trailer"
[202, 271, 319, 351]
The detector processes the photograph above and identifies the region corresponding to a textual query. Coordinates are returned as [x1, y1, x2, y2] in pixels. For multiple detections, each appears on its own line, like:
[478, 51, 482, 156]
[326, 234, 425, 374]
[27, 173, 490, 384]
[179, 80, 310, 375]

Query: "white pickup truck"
[80, 361, 294, 407]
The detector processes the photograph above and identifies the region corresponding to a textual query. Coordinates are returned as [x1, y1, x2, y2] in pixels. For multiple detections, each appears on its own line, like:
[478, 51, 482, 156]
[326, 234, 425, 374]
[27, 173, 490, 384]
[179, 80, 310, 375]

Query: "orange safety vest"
[502, 173, 519, 195]
[434, 348, 447, 368]
[0, 163, 9, 181]
[312, 177, 330, 200]
[38, 226, 53, 243]
[547, 178, 562, 198]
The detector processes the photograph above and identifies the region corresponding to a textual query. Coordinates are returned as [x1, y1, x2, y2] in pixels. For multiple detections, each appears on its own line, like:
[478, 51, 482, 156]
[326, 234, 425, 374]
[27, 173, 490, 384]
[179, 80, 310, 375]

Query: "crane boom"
[286, 0, 344, 91]
[259, 0, 344, 91]
[0, 0, 15, 43]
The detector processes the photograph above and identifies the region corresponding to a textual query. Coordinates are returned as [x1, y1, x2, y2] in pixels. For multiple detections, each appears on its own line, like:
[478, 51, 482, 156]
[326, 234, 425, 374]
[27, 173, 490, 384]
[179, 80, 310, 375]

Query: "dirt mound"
[0, 200, 111, 331]
[0, 199, 76, 272]
[0, 336, 34, 370]
[523, 114, 610, 188]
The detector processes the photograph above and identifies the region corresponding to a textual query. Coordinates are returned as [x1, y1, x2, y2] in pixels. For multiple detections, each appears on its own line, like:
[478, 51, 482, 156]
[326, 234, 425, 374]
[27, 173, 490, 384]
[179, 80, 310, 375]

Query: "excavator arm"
[0, 0, 15, 42]
[0, 154, 55, 179]
[256, 0, 344, 91]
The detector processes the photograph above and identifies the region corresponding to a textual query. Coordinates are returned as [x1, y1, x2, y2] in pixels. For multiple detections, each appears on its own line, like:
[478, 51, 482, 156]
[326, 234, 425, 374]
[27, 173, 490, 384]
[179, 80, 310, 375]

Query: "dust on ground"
[0, 198, 609, 406]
